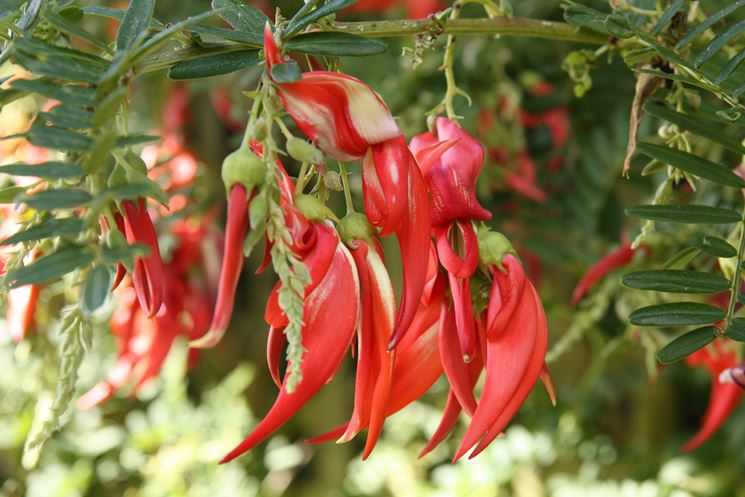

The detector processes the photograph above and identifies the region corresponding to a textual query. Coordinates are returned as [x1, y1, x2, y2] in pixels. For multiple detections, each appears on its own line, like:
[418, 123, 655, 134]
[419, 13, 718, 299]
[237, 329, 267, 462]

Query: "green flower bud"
[250, 118, 268, 142]
[338, 212, 376, 246]
[294, 194, 338, 222]
[221, 148, 266, 192]
[477, 225, 516, 270]
[286, 137, 323, 164]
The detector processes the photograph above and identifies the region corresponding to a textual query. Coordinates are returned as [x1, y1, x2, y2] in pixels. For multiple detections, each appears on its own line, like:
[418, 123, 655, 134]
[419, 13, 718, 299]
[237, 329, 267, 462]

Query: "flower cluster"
[207, 26, 553, 463]
[81, 86, 223, 408]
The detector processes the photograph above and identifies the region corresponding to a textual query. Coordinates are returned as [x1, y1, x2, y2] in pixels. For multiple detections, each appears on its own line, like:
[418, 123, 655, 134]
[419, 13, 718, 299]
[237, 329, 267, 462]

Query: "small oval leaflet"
[657, 325, 718, 364]
[726, 318, 745, 342]
[83, 265, 113, 315]
[700, 236, 738, 258]
[629, 302, 726, 327]
[168, 50, 260, 80]
[622, 270, 730, 294]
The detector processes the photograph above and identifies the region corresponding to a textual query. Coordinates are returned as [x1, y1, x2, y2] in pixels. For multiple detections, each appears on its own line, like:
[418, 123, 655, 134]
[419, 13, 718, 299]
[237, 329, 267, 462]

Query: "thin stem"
[338, 161, 354, 214]
[137, 17, 606, 73]
[327, 17, 607, 43]
[724, 206, 745, 331]
[296, 161, 309, 194]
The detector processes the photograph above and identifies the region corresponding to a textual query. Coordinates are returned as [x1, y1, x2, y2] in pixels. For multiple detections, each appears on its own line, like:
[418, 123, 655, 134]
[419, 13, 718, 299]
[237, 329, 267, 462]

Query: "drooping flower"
[263, 25, 430, 346]
[190, 146, 266, 348]
[683, 341, 742, 451]
[450, 241, 549, 460]
[110, 197, 166, 318]
[340, 236, 396, 458]
[571, 241, 649, 306]
[410, 117, 492, 360]
[220, 211, 360, 463]
[79, 219, 221, 409]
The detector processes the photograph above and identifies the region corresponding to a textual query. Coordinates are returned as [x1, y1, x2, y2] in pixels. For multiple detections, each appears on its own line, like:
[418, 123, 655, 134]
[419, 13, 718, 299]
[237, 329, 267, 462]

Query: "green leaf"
[13, 50, 101, 84]
[39, 105, 94, 129]
[0, 161, 84, 178]
[0, 218, 85, 246]
[132, 10, 222, 65]
[657, 326, 718, 364]
[699, 236, 737, 258]
[10, 78, 97, 106]
[117, 0, 155, 51]
[694, 18, 745, 69]
[663, 247, 701, 269]
[14, 38, 108, 83]
[271, 62, 302, 83]
[726, 317, 745, 342]
[636, 142, 745, 188]
[623, 47, 657, 66]
[623, 270, 730, 294]
[604, 16, 633, 39]
[284, 0, 358, 38]
[188, 24, 262, 45]
[633, 68, 712, 92]
[211, 0, 269, 34]
[676, 0, 745, 48]
[44, 10, 112, 53]
[17, 189, 92, 210]
[93, 86, 128, 127]
[168, 49, 260, 80]
[6, 245, 94, 288]
[0, 186, 27, 203]
[285, 32, 387, 56]
[115, 134, 160, 147]
[82, 265, 113, 315]
[629, 302, 725, 327]
[626, 204, 741, 224]
[715, 49, 745, 85]
[652, 0, 685, 36]
[563, 4, 611, 34]
[644, 103, 745, 155]
[82, 5, 163, 28]
[15, 0, 43, 31]
[27, 125, 93, 152]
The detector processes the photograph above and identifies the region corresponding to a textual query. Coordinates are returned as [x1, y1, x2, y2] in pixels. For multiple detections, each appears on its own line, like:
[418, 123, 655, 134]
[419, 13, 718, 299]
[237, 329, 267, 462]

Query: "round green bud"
[477, 225, 516, 269]
[250, 118, 268, 142]
[338, 212, 376, 246]
[286, 137, 323, 165]
[221, 148, 266, 192]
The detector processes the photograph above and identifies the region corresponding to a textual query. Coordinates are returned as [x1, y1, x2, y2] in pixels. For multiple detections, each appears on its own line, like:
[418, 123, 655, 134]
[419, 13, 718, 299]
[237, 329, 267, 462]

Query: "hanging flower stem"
[338, 161, 354, 214]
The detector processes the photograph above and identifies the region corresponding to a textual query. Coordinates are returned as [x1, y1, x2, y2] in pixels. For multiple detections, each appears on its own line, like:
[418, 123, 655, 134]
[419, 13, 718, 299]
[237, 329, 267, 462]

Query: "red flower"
[683, 342, 742, 451]
[220, 218, 360, 463]
[110, 198, 165, 318]
[190, 147, 266, 348]
[410, 118, 491, 360]
[342, 238, 396, 458]
[571, 242, 650, 306]
[263, 26, 430, 348]
[451, 252, 548, 460]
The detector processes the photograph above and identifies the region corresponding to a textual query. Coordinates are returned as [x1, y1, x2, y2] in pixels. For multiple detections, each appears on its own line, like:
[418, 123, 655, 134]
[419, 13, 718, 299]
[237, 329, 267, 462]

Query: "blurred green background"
[2, 0, 745, 496]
